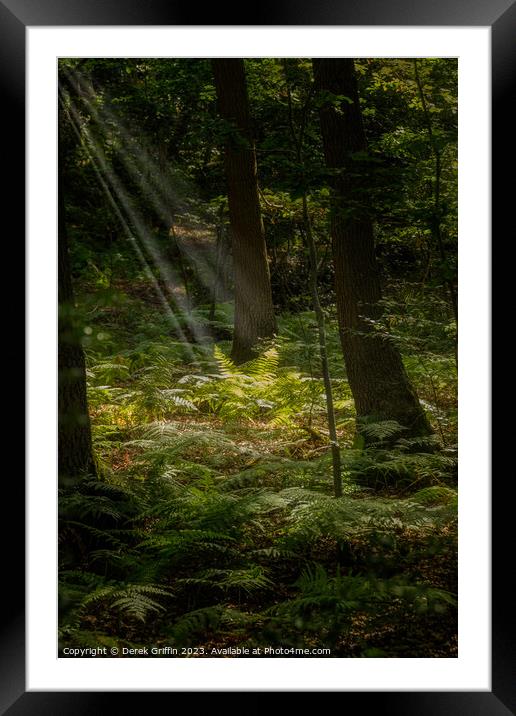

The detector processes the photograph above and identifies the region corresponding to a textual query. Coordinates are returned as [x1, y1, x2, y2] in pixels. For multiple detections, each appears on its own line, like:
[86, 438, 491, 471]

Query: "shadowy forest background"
[58, 57, 458, 658]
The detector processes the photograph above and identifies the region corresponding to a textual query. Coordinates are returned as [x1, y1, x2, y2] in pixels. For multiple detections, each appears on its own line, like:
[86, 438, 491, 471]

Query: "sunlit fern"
[275, 487, 457, 550]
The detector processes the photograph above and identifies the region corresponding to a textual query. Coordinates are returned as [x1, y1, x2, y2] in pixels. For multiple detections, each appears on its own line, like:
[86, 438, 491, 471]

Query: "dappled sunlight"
[61, 75, 212, 357]
[58, 57, 458, 660]
[68, 68, 222, 313]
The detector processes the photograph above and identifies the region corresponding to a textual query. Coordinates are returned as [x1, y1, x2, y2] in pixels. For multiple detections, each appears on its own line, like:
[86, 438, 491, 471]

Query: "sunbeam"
[56, 57, 460, 666]
[67, 69, 224, 326]
[59, 85, 206, 363]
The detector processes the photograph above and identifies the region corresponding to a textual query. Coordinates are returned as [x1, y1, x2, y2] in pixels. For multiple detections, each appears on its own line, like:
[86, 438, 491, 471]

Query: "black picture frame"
[5, 0, 508, 711]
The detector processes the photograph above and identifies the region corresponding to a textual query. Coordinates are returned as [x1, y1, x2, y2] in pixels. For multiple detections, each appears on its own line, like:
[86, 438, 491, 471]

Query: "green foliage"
[412, 485, 457, 506]
[178, 566, 274, 594]
[340, 436, 457, 490]
[82, 583, 171, 622]
[169, 606, 252, 645]
[60, 281, 457, 655]
[60, 413, 457, 653]
[60, 274, 457, 657]
[276, 563, 455, 618]
[59, 56, 457, 657]
[258, 563, 455, 651]
[180, 343, 327, 427]
[275, 487, 456, 551]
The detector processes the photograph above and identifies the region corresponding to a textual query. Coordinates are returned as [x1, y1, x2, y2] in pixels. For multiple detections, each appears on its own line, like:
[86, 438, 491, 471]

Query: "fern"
[275, 488, 456, 550]
[160, 389, 198, 411]
[213, 344, 239, 377]
[82, 583, 172, 623]
[88, 359, 130, 385]
[412, 486, 457, 506]
[178, 566, 273, 595]
[245, 346, 280, 381]
[62, 304, 457, 656]
[358, 420, 407, 445]
[170, 606, 251, 644]
[186, 344, 327, 426]
[272, 564, 456, 618]
[59, 494, 123, 522]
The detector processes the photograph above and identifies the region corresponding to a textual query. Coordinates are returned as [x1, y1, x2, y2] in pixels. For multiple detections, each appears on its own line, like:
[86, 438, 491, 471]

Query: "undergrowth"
[60, 288, 457, 657]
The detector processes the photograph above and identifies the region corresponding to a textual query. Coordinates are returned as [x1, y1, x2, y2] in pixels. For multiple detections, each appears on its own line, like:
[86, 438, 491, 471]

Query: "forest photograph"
[58, 56, 458, 659]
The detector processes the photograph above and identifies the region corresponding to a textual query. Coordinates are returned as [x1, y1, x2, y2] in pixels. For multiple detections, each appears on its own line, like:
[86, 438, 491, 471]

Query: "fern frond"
[170, 606, 252, 644]
[81, 583, 172, 622]
[411, 486, 457, 506]
[178, 566, 273, 594]
[213, 345, 240, 377]
[244, 347, 279, 382]
[359, 420, 407, 443]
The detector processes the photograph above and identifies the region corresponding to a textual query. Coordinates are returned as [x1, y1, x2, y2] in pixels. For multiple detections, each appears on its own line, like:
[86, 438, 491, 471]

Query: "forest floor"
[59, 278, 458, 658]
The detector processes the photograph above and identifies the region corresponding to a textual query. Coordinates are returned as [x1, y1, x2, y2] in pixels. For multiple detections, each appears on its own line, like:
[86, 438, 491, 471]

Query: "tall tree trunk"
[212, 59, 276, 363]
[313, 59, 432, 440]
[58, 136, 96, 484]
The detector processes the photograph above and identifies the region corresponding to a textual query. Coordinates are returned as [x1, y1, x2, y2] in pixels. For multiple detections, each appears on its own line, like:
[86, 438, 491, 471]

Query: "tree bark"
[313, 59, 432, 440]
[212, 59, 277, 363]
[58, 142, 97, 484]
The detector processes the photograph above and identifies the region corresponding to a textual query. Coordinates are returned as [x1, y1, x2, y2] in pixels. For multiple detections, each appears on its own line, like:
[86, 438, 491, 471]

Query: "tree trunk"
[212, 59, 277, 363]
[302, 196, 343, 496]
[313, 59, 432, 440]
[58, 160, 97, 484]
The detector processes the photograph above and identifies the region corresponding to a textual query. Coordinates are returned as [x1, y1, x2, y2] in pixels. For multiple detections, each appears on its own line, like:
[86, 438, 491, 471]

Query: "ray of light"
[60, 85, 206, 364]
[69, 70, 223, 318]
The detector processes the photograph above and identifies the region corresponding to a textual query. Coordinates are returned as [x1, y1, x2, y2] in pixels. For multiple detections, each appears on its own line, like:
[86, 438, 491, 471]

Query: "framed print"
[2, 0, 509, 711]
